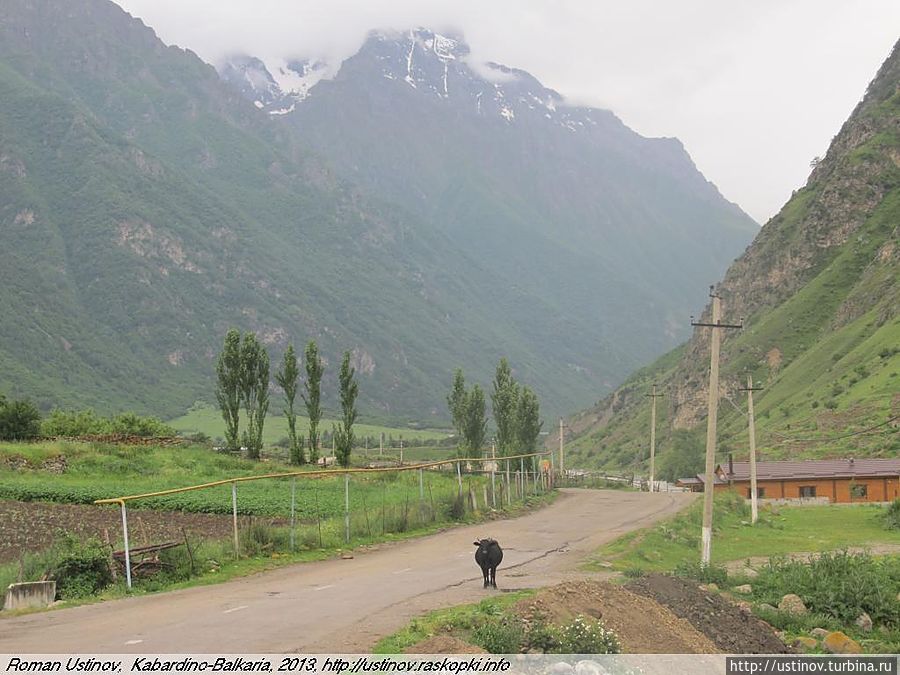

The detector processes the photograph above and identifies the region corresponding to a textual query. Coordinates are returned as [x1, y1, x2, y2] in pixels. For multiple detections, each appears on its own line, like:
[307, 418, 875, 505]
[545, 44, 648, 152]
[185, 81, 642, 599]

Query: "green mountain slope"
[0, 2, 758, 422]
[0, 0, 528, 419]
[562, 39, 900, 473]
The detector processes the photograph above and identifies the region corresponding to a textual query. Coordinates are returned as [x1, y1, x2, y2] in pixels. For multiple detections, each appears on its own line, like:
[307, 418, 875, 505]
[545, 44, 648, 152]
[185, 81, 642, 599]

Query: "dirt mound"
[514, 580, 720, 654]
[626, 574, 791, 654]
[404, 636, 486, 654]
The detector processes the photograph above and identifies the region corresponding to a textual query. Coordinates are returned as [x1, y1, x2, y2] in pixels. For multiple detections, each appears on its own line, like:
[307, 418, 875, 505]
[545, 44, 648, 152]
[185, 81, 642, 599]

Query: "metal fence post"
[290, 478, 296, 552]
[119, 501, 132, 590]
[232, 482, 239, 558]
[344, 474, 350, 544]
[456, 461, 463, 494]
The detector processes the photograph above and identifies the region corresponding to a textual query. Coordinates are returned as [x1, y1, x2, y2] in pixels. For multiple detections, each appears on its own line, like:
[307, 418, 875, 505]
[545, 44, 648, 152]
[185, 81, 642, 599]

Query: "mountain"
[221, 29, 758, 383]
[0, 2, 755, 423]
[560, 40, 900, 473]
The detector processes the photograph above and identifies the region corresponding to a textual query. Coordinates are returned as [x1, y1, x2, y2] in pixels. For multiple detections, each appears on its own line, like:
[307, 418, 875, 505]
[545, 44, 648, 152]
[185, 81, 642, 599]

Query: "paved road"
[0, 489, 693, 653]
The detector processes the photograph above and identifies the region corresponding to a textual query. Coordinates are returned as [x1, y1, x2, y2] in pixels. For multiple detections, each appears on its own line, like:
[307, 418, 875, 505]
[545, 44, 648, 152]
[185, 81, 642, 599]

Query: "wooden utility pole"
[399, 437, 403, 466]
[691, 287, 742, 565]
[645, 385, 663, 492]
[380, 432, 384, 456]
[739, 376, 764, 524]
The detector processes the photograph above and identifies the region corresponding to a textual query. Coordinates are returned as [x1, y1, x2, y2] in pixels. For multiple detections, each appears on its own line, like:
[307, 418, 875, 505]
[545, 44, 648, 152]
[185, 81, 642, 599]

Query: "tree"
[275, 344, 303, 465]
[239, 332, 269, 459]
[302, 341, 324, 464]
[491, 358, 519, 457]
[215, 329, 242, 451]
[462, 385, 488, 459]
[333, 351, 359, 468]
[447, 369, 466, 451]
[658, 429, 704, 482]
[0, 396, 41, 440]
[516, 386, 543, 468]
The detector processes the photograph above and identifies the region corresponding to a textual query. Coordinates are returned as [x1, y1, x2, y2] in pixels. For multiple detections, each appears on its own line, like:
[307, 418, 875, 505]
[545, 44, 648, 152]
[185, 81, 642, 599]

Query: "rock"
[699, 583, 719, 592]
[734, 584, 753, 594]
[854, 612, 873, 632]
[792, 637, 818, 652]
[823, 631, 862, 654]
[574, 661, 605, 675]
[810, 628, 830, 639]
[340, 553, 354, 559]
[775, 631, 786, 642]
[778, 594, 807, 615]
[743, 568, 759, 579]
[757, 603, 777, 613]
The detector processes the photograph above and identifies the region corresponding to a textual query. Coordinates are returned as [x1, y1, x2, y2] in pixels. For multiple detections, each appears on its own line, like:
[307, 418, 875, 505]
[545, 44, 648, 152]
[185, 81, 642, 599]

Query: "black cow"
[473, 538, 503, 588]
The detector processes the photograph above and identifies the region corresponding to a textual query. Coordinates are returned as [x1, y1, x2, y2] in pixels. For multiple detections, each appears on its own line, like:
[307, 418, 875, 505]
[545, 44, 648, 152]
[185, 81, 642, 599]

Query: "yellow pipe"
[94, 451, 550, 505]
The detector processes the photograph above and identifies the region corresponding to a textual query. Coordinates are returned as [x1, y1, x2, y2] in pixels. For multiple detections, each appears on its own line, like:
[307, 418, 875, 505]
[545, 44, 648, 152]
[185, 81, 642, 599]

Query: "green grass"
[589, 493, 900, 572]
[168, 403, 451, 446]
[0, 440, 472, 517]
[373, 591, 535, 654]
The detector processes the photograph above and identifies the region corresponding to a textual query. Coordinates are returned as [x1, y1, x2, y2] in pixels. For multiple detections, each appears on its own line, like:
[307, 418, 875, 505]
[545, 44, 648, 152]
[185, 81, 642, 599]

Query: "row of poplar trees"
[215, 329, 358, 466]
[447, 358, 542, 462]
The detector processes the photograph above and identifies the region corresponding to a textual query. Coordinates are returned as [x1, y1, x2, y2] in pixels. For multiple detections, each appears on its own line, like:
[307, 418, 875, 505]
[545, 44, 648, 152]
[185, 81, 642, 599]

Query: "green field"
[169, 403, 451, 447]
[0, 441, 474, 519]
[589, 493, 900, 572]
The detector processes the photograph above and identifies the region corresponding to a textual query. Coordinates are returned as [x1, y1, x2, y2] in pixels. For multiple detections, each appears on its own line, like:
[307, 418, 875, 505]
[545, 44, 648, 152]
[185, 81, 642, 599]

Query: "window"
[799, 486, 816, 498]
[747, 487, 765, 498]
[850, 483, 868, 499]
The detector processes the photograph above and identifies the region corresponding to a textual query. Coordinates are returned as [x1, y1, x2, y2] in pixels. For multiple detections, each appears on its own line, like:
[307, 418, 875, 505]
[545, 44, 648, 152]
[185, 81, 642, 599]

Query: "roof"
[675, 477, 702, 486]
[718, 458, 900, 481]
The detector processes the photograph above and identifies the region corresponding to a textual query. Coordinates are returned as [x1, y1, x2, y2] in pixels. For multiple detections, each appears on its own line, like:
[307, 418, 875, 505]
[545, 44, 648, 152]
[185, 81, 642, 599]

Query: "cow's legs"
[490, 566, 497, 588]
[482, 566, 489, 588]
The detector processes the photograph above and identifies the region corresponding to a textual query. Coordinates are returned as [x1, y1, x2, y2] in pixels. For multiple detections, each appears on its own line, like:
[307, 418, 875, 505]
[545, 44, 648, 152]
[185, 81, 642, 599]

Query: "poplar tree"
[215, 329, 242, 451]
[334, 351, 358, 468]
[275, 344, 303, 464]
[516, 386, 543, 469]
[302, 340, 324, 464]
[240, 332, 269, 459]
[447, 369, 466, 454]
[462, 385, 487, 459]
[491, 358, 519, 457]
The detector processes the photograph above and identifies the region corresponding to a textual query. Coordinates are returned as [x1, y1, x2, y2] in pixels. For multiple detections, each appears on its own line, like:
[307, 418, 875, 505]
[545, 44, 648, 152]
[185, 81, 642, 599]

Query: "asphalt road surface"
[0, 489, 693, 653]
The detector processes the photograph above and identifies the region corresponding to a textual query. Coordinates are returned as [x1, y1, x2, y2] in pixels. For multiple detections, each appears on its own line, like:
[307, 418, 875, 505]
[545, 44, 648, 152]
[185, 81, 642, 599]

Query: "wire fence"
[94, 451, 553, 588]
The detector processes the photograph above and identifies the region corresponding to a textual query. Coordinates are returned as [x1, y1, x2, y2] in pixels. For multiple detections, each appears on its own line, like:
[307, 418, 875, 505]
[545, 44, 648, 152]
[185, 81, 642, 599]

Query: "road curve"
[0, 489, 693, 653]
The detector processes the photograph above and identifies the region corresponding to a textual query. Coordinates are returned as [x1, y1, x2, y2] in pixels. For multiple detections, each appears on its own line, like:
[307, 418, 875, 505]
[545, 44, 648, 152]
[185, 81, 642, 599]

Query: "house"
[679, 458, 900, 503]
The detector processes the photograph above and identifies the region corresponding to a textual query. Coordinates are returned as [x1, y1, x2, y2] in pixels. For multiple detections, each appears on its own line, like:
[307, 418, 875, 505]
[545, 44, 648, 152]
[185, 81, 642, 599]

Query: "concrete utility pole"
[691, 287, 742, 565]
[645, 385, 663, 492]
[739, 376, 764, 524]
[558, 417, 565, 477]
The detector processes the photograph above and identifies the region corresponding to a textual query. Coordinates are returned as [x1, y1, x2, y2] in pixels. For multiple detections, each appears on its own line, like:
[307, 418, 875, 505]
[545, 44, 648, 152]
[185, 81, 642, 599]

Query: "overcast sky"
[114, 0, 899, 223]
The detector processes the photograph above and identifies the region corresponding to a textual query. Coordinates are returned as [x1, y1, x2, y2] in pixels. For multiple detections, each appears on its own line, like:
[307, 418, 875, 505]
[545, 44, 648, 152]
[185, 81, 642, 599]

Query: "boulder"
[734, 584, 753, 594]
[778, 594, 807, 615]
[757, 603, 777, 613]
[743, 568, 759, 579]
[792, 637, 818, 652]
[699, 583, 719, 592]
[810, 628, 830, 639]
[822, 631, 862, 655]
[854, 612, 873, 632]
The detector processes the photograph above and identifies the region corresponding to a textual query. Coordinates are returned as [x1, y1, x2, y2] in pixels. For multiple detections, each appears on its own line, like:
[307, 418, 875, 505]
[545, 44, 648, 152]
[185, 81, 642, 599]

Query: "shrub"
[0, 397, 42, 440]
[48, 535, 113, 599]
[109, 412, 175, 437]
[471, 615, 524, 653]
[752, 551, 900, 628]
[551, 615, 620, 654]
[883, 500, 900, 531]
[674, 559, 729, 586]
[41, 409, 174, 437]
[524, 613, 559, 653]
